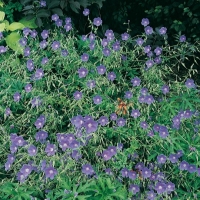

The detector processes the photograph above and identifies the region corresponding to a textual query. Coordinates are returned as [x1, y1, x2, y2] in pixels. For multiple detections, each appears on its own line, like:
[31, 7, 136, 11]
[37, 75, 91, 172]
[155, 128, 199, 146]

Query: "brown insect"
[115, 98, 133, 115]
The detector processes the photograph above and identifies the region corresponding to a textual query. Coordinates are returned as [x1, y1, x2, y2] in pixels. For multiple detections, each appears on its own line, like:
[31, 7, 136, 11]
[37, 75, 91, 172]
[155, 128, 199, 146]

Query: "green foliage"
[19, 0, 106, 27]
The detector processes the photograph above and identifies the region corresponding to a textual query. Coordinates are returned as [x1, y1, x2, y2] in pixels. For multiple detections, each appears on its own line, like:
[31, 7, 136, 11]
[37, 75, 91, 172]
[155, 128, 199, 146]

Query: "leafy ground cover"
[0, 9, 200, 200]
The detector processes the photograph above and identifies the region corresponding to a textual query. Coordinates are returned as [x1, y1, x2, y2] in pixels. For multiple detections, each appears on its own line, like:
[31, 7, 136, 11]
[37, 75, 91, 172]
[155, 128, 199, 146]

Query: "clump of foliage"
[0, 7, 200, 200]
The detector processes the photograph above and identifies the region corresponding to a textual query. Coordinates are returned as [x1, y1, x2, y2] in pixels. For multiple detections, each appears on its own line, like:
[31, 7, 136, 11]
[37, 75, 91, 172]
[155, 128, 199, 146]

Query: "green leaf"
[0, 11, 5, 21]
[37, 9, 50, 18]
[5, 32, 23, 54]
[36, 17, 43, 27]
[48, 1, 60, 9]
[69, 1, 80, 13]
[7, 22, 25, 31]
[0, 22, 5, 31]
[19, 17, 38, 28]
[52, 8, 64, 16]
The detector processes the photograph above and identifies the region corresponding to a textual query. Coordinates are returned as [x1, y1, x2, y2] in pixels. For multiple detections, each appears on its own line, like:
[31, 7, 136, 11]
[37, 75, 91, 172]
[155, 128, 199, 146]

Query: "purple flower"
[110, 113, 117, 121]
[7, 154, 15, 164]
[70, 115, 84, 128]
[98, 116, 109, 126]
[45, 143, 57, 156]
[10, 144, 18, 154]
[159, 125, 169, 138]
[83, 119, 98, 134]
[145, 26, 153, 35]
[154, 56, 162, 64]
[105, 29, 114, 41]
[35, 68, 44, 80]
[89, 33, 95, 41]
[82, 164, 94, 175]
[112, 41, 120, 51]
[107, 146, 117, 156]
[41, 30, 49, 40]
[30, 30, 38, 38]
[141, 167, 152, 178]
[31, 97, 42, 108]
[5, 161, 12, 171]
[93, 95, 102, 105]
[13, 92, 21, 102]
[188, 164, 197, 173]
[55, 19, 63, 27]
[129, 184, 140, 194]
[86, 80, 96, 89]
[121, 167, 129, 177]
[73, 91, 83, 100]
[44, 166, 58, 179]
[180, 35, 186, 42]
[0, 32, 3, 39]
[124, 91, 133, 99]
[185, 78, 196, 89]
[146, 191, 157, 200]
[147, 130, 154, 137]
[19, 37, 27, 47]
[140, 88, 148, 95]
[71, 150, 82, 160]
[40, 0, 46, 7]
[161, 85, 169, 94]
[169, 154, 178, 163]
[20, 164, 32, 177]
[128, 170, 137, 180]
[16, 171, 27, 183]
[145, 95, 155, 105]
[34, 117, 45, 129]
[97, 65, 106, 75]
[116, 117, 126, 127]
[101, 38, 109, 47]
[131, 77, 141, 86]
[93, 17, 102, 26]
[159, 27, 167, 35]
[61, 50, 68, 57]
[24, 83, 32, 93]
[131, 109, 141, 118]
[51, 41, 60, 50]
[102, 150, 112, 161]
[23, 28, 31, 36]
[176, 150, 183, 158]
[140, 121, 148, 129]
[51, 14, 59, 21]
[147, 51, 153, 57]
[107, 72, 116, 81]
[155, 182, 166, 194]
[144, 45, 151, 53]
[81, 53, 89, 62]
[102, 48, 111, 56]
[64, 23, 72, 32]
[83, 8, 90, 16]
[40, 40, 47, 49]
[154, 47, 162, 56]
[65, 17, 71, 24]
[26, 59, 34, 72]
[157, 154, 167, 164]
[166, 182, 175, 192]
[78, 67, 88, 78]
[24, 47, 31, 57]
[105, 168, 113, 175]
[5, 108, 11, 116]
[41, 57, 48, 65]
[121, 32, 129, 41]
[28, 145, 37, 156]
[141, 18, 149, 26]
[89, 41, 95, 50]
[146, 60, 154, 69]
[0, 46, 7, 54]
[136, 38, 144, 46]
[35, 130, 48, 143]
